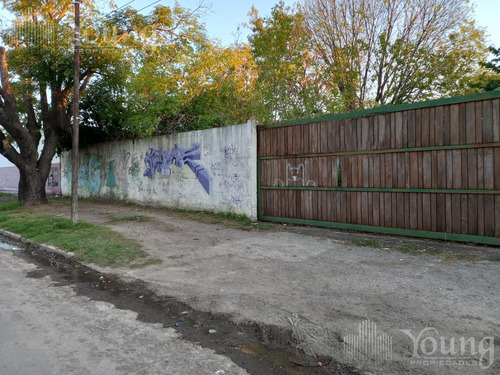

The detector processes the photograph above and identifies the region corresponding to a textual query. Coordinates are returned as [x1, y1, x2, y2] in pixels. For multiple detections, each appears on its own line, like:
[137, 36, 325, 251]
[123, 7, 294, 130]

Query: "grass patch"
[0, 201, 148, 267]
[169, 208, 275, 231]
[394, 242, 483, 262]
[107, 215, 153, 224]
[352, 238, 381, 248]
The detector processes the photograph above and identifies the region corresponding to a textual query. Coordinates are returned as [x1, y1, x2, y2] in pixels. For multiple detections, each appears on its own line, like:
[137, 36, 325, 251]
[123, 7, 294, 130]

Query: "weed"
[166, 254, 184, 260]
[353, 238, 381, 248]
[107, 215, 153, 224]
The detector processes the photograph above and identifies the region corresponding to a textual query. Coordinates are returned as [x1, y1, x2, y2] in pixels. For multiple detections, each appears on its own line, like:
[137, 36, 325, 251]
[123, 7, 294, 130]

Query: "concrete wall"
[61, 121, 258, 220]
[0, 163, 61, 195]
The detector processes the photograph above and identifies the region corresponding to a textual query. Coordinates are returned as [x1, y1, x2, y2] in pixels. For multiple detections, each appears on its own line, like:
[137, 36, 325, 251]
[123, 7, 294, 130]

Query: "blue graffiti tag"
[143, 143, 212, 195]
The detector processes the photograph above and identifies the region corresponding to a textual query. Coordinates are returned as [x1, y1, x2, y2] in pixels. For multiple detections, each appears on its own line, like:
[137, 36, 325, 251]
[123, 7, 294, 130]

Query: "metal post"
[71, 0, 80, 225]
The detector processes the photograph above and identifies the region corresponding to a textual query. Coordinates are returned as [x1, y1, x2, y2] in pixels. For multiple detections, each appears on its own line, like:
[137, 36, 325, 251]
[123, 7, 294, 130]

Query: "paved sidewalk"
[15, 200, 500, 374]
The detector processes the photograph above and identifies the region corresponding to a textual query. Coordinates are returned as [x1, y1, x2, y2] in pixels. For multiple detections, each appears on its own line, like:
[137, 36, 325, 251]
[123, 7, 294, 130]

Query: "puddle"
[0, 239, 17, 251]
[2, 235, 358, 375]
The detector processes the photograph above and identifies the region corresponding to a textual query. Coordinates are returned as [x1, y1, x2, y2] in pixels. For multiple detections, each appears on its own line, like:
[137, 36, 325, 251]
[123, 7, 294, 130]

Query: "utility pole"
[71, 0, 80, 225]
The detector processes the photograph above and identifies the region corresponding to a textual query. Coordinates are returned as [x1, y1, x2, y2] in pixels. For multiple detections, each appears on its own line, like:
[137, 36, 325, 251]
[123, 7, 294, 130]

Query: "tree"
[302, 0, 489, 110]
[248, 1, 339, 124]
[473, 46, 500, 91]
[0, 0, 123, 205]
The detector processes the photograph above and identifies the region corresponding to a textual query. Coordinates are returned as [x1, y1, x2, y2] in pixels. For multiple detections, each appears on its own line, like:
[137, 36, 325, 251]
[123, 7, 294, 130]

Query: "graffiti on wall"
[143, 143, 211, 195]
[78, 155, 102, 193]
[274, 163, 316, 187]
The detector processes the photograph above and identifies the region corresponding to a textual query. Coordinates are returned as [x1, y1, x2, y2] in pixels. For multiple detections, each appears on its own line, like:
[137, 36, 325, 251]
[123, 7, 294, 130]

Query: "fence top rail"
[259, 90, 500, 129]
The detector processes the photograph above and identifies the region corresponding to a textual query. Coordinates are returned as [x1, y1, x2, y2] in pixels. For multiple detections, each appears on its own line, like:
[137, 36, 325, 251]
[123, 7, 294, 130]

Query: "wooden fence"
[257, 91, 500, 245]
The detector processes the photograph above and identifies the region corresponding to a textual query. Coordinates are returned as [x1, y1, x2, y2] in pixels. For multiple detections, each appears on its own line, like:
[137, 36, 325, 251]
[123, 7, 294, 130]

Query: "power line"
[137, 0, 162, 13]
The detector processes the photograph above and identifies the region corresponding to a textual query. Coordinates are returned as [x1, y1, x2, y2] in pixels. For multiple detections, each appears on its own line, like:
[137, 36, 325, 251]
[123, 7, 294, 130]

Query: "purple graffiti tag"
[143, 143, 212, 195]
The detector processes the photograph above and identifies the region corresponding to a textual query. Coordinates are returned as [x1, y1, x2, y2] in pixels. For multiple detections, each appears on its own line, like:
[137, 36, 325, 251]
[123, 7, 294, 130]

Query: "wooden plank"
[437, 150, 447, 189]
[477, 195, 484, 236]
[434, 106, 444, 146]
[446, 150, 453, 189]
[496, 195, 500, 238]
[429, 107, 435, 145]
[452, 194, 461, 233]
[393, 153, 399, 188]
[431, 193, 437, 232]
[373, 192, 380, 226]
[395, 111, 404, 148]
[423, 152, 432, 188]
[495, 147, 500, 190]
[415, 109, 422, 148]
[459, 103, 466, 144]
[362, 155, 369, 187]
[391, 192, 397, 228]
[465, 101, 476, 144]
[484, 148, 494, 189]
[355, 118, 362, 151]
[431, 150, 438, 189]
[452, 150, 462, 189]
[468, 149, 478, 190]
[396, 153, 406, 188]
[460, 194, 468, 234]
[410, 193, 418, 230]
[418, 152, 423, 188]
[369, 154, 374, 188]
[310, 123, 319, 154]
[380, 154, 386, 188]
[422, 193, 431, 231]
[385, 153, 393, 188]
[396, 192, 405, 228]
[475, 101, 483, 144]
[468, 194, 478, 235]
[408, 110, 416, 147]
[484, 195, 495, 236]
[361, 191, 369, 225]
[483, 100, 493, 143]
[421, 107, 430, 147]
[361, 117, 369, 150]
[493, 99, 500, 142]
[339, 120, 346, 151]
[450, 104, 460, 145]
[417, 192, 423, 230]
[391, 112, 397, 149]
[477, 148, 484, 190]
[445, 194, 452, 233]
[373, 155, 381, 187]
[351, 191, 358, 224]
[461, 149, 468, 191]
[443, 105, 451, 145]
[385, 193, 392, 227]
[436, 193, 446, 232]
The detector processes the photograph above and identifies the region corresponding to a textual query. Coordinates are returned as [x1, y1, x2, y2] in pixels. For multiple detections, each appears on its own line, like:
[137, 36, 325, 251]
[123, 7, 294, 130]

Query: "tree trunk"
[18, 169, 48, 206]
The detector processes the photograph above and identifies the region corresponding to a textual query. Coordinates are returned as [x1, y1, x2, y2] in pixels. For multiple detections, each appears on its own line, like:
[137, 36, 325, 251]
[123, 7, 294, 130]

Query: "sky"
[105, 0, 499, 47]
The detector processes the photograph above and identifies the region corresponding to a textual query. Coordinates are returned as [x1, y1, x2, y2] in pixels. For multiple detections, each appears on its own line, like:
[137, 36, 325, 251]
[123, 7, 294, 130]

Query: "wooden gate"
[257, 91, 500, 245]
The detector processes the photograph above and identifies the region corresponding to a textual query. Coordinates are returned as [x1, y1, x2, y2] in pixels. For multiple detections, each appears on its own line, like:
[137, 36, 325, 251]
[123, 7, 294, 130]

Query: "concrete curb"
[0, 228, 74, 259]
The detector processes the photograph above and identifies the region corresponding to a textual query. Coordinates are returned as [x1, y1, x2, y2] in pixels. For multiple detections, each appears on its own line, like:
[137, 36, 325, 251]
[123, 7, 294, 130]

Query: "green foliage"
[472, 46, 500, 91]
[248, 2, 339, 124]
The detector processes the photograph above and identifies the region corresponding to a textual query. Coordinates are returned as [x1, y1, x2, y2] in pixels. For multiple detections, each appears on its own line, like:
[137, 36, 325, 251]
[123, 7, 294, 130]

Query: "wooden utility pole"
[71, 0, 80, 225]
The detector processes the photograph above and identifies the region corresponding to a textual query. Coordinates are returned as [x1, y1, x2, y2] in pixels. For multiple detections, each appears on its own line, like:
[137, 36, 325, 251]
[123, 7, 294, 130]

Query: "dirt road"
[26, 199, 500, 374]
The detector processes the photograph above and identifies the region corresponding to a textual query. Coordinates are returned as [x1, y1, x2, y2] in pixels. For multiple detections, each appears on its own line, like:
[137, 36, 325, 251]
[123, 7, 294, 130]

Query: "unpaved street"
[0, 246, 249, 375]
[25, 199, 500, 375]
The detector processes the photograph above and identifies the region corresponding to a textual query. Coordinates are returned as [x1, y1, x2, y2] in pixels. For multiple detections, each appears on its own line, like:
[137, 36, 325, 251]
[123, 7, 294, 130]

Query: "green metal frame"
[260, 186, 500, 195]
[259, 143, 500, 160]
[259, 215, 500, 246]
